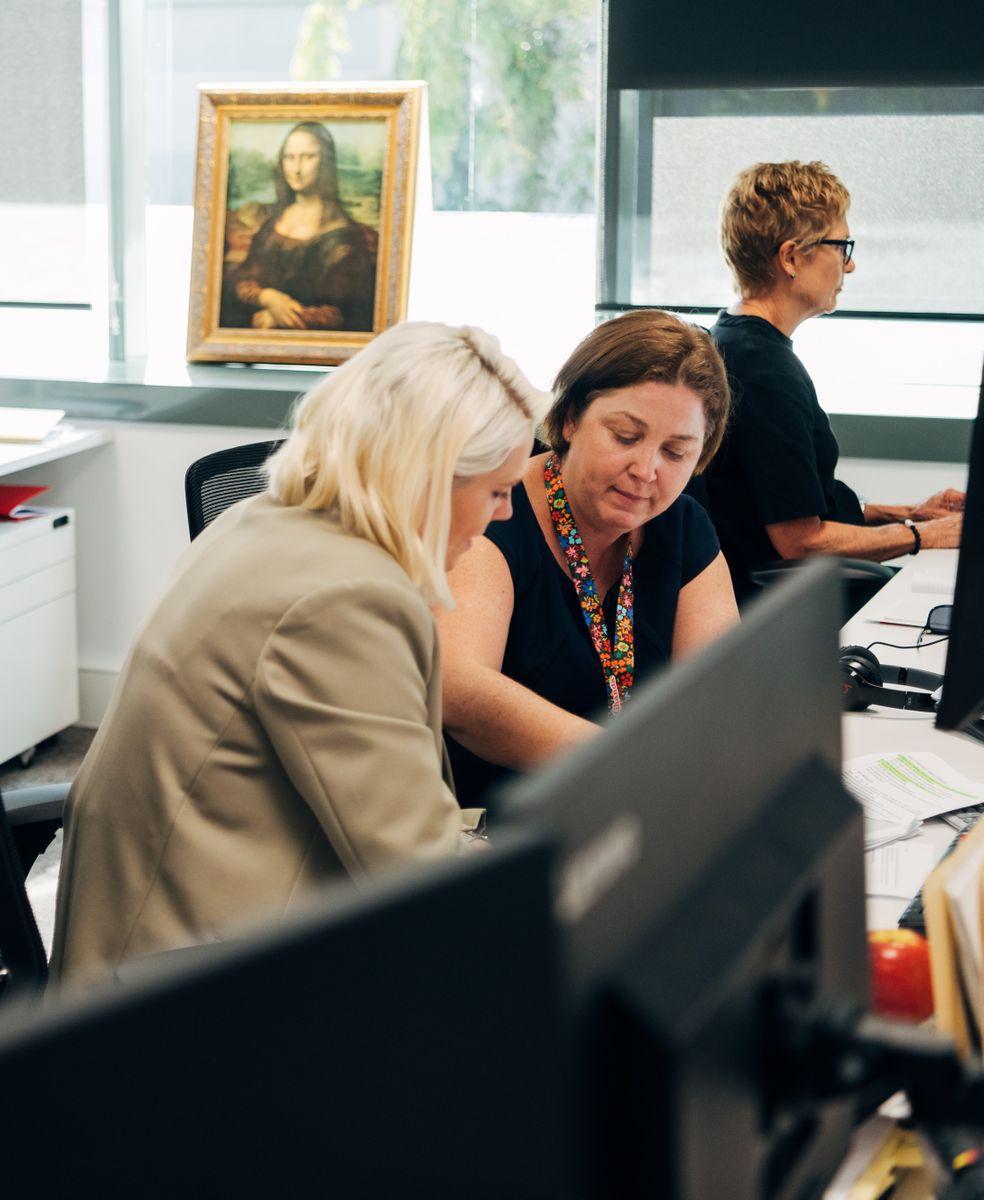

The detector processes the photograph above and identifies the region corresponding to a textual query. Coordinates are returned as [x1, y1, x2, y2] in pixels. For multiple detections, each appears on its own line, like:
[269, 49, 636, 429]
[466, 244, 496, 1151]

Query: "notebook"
[0, 406, 65, 443]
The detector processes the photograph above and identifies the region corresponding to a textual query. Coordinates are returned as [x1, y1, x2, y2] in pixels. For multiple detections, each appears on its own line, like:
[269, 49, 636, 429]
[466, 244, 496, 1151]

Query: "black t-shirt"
[446, 483, 720, 814]
[704, 312, 864, 602]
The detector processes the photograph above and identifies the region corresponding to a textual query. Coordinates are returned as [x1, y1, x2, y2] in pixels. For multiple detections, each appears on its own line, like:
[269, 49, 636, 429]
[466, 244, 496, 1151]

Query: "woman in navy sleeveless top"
[438, 310, 740, 814]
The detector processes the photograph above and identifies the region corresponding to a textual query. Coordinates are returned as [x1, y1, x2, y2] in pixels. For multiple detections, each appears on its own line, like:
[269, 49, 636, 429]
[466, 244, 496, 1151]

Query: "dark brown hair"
[543, 309, 731, 473]
[274, 121, 346, 214]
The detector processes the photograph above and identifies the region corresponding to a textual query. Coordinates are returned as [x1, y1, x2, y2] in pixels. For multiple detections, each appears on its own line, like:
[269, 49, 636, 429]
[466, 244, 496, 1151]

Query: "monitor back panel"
[0, 838, 570, 1199]
[937, 362, 984, 731]
[501, 558, 847, 996]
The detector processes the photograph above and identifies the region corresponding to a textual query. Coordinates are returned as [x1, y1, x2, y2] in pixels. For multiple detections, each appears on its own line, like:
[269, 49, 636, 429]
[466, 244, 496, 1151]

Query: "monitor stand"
[964, 718, 984, 746]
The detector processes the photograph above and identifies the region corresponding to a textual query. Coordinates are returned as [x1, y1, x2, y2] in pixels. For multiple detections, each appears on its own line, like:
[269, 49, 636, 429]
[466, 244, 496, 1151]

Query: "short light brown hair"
[543, 309, 730, 474]
[720, 161, 851, 298]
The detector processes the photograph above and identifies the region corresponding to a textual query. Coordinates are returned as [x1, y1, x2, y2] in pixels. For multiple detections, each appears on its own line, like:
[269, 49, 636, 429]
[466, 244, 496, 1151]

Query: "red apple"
[868, 929, 934, 1022]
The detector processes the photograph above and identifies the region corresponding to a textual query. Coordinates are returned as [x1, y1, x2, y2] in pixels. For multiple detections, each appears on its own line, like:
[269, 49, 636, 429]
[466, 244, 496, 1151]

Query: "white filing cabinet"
[0, 508, 79, 765]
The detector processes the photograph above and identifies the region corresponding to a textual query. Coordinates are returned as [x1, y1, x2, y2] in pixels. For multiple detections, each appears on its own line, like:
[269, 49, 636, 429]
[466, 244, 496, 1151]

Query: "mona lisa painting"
[187, 84, 423, 366]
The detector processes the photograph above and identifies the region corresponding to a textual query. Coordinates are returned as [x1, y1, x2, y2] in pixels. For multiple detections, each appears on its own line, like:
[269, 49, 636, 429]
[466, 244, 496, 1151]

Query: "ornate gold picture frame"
[187, 83, 423, 366]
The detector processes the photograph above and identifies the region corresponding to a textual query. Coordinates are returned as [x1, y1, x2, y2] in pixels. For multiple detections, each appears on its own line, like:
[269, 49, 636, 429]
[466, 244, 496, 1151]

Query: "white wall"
[6, 425, 971, 728]
[7, 420, 273, 724]
[838, 457, 968, 505]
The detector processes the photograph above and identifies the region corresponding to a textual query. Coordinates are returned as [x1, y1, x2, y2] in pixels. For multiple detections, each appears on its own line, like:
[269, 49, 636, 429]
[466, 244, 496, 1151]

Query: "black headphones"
[838, 645, 943, 713]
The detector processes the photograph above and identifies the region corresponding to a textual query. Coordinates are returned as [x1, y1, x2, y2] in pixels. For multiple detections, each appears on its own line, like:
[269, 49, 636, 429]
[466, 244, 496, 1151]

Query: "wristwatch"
[902, 518, 921, 555]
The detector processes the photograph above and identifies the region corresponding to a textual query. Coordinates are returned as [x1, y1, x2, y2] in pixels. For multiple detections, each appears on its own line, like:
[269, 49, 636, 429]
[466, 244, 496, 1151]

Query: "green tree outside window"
[291, 0, 596, 212]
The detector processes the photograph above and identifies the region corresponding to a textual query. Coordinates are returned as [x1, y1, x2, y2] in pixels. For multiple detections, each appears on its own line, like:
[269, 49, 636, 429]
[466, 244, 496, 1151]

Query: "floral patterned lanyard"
[544, 453, 635, 713]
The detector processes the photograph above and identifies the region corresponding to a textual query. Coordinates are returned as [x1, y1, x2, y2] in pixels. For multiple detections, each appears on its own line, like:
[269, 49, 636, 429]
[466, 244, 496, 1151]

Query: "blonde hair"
[720, 161, 851, 298]
[266, 321, 550, 606]
[543, 309, 731, 474]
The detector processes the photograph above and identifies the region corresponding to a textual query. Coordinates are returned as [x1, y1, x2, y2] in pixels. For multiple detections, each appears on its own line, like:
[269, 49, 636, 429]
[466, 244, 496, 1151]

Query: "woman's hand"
[252, 310, 277, 329]
[910, 488, 965, 521]
[257, 287, 305, 329]
[918, 512, 963, 549]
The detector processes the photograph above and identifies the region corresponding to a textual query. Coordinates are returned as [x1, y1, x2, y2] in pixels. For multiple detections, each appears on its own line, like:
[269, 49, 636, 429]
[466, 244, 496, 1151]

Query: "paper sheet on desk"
[822, 1114, 927, 1200]
[0, 406, 64, 443]
[910, 565, 958, 595]
[864, 817, 921, 851]
[865, 839, 940, 899]
[844, 752, 984, 823]
[873, 595, 944, 629]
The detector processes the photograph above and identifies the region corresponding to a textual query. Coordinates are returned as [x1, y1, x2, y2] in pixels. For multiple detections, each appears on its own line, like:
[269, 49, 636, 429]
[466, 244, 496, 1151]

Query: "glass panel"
[146, 0, 596, 214]
[606, 87, 984, 317]
[0, 0, 89, 306]
[143, 0, 599, 379]
[0, 0, 110, 372]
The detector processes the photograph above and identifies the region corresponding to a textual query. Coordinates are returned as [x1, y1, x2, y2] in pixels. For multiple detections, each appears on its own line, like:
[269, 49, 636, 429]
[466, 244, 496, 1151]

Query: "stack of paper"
[923, 820, 984, 1056]
[911, 565, 960, 595]
[822, 1114, 929, 1199]
[845, 752, 983, 828]
[0, 406, 64, 443]
[874, 564, 957, 626]
[844, 752, 984, 903]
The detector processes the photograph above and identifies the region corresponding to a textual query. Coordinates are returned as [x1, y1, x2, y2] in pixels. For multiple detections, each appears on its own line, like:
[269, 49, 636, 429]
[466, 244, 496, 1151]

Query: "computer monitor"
[500, 558, 869, 1200]
[0, 837, 571, 1199]
[936, 359, 984, 737]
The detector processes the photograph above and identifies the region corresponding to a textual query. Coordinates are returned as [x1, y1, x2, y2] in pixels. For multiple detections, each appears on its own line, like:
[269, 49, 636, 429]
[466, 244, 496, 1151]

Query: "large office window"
[0, 0, 110, 371]
[600, 0, 984, 424]
[142, 0, 599, 383]
[0, 0, 88, 306]
[147, 0, 595, 214]
[607, 87, 984, 319]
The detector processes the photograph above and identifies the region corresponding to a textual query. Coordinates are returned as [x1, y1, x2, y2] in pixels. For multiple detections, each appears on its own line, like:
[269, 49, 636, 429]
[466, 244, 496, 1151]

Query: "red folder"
[0, 484, 48, 520]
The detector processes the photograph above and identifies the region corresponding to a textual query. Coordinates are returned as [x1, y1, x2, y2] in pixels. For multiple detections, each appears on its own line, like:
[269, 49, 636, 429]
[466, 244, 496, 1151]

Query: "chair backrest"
[184, 440, 285, 540]
[0, 788, 48, 1003]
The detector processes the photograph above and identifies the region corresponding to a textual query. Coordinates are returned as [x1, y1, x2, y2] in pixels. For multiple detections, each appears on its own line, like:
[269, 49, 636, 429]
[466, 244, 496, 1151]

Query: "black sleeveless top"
[445, 483, 720, 816]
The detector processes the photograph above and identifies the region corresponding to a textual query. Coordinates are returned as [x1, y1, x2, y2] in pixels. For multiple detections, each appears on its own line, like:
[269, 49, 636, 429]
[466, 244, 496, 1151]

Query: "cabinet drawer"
[0, 521, 75, 589]
[0, 559, 75, 625]
[0, 592, 79, 764]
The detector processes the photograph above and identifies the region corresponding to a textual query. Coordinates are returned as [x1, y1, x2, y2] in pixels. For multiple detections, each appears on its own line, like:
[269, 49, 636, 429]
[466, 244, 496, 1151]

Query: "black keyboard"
[942, 802, 984, 833]
[897, 806, 983, 934]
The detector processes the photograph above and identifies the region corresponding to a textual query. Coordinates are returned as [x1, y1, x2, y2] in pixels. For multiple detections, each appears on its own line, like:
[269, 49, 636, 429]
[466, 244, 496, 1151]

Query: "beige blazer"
[51, 495, 474, 989]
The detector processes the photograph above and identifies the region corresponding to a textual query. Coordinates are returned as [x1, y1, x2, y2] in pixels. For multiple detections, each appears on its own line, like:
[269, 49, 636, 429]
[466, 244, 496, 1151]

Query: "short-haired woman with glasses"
[703, 160, 963, 606]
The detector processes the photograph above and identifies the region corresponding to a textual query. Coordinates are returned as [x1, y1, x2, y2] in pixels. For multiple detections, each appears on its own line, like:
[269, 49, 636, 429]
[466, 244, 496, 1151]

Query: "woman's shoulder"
[251, 212, 284, 241]
[715, 332, 815, 423]
[641, 493, 719, 570]
[712, 312, 801, 376]
[311, 216, 371, 252]
[483, 475, 548, 589]
[220, 496, 428, 610]
[644, 491, 711, 534]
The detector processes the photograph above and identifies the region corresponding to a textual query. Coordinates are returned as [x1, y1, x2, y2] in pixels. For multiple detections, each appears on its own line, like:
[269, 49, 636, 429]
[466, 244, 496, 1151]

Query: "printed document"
[844, 752, 983, 824]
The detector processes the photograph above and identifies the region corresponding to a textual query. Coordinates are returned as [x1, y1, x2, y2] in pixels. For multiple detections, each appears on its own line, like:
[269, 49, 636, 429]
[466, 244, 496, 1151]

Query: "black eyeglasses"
[814, 238, 855, 263]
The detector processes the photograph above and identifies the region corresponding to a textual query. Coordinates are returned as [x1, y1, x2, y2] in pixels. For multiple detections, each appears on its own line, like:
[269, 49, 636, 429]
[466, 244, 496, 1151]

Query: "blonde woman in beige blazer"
[51, 322, 549, 990]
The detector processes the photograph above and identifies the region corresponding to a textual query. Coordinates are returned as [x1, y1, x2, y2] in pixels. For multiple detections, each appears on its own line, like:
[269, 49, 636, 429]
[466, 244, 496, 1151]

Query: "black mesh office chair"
[685, 475, 895, 617]
[184, 440, 285, 541]
[0, 784, 66, 1004]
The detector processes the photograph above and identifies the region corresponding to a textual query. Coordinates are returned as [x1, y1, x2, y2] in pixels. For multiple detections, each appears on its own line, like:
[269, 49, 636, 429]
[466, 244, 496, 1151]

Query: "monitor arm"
[767, 979, 984, 1197]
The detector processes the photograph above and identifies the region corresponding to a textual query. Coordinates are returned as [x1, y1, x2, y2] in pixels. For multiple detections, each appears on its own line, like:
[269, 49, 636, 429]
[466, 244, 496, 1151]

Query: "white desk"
[839, 550, 984, 928]
[0, 423, 112, 762]
[0, 425, 111, 477]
